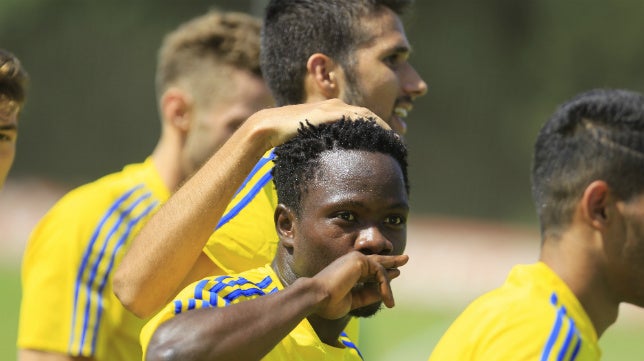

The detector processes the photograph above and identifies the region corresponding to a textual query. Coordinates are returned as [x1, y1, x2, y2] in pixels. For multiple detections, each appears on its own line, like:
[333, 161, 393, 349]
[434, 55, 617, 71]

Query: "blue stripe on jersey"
[175, 298, 213, 314]
[209, 275, 261, 292]
[222, 287, 267, 305]
[68, 184, 143, 353]
[208, 276, 232, 305]
[69, 184, 158, 355]
[541, 293, 565, 361]
[174, 275, 277, 313]
[570, 335, 581, 361]
[174, 300, 182, 315]
[90, 199, 158, 352]
[80, 191, 152, 350]
[232, 149, 275, 198]
[208, 275, 232, 294]
[557, 317, 576, 361]
[215, 151, 276, 230]
[340, 331, 363, 360]
[194, 279, 211, 300]
[541, 291, 583, 361]
[541, 309, 564, 361]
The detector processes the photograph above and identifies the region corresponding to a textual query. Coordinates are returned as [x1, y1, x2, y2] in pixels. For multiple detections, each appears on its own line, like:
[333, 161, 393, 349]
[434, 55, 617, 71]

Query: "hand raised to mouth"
[310, 251, 409, 320]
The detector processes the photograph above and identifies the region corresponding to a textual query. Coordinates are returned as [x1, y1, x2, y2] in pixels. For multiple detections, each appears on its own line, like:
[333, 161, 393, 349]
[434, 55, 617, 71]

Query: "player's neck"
[540, 229, 620, 337]
[307, 314, 352, 347]
[150, 138, 184, 192]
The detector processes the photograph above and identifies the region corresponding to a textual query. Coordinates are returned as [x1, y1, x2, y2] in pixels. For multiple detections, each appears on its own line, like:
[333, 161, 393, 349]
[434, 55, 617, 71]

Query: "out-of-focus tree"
[404, 0, 644, 222]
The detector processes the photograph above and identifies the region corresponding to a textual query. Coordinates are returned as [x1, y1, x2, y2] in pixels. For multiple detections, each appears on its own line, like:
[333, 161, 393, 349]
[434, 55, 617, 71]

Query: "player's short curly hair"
[273, 117, 408, 215]
[0, 49, 29, 107]
[155, 10, 262, 106]
[532, 88, 644, 239]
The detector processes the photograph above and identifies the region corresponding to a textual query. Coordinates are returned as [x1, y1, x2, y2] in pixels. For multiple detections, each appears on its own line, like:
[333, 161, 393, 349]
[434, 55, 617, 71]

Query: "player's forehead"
[303, 150, 406, 205]
[354, 7, 410, 50]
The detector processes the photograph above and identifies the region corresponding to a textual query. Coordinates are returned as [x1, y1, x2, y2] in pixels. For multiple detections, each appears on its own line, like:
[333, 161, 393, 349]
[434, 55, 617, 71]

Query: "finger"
[368, 254, 409, 270]
[385, 267, 401, 281]
[360, 259, 396, 308]
[355, 255, 407, 286]
[356, 264, 402, 284]
[345, 106, 390, 130]
[376, 265, 396, 308]
[368, 256, 407, 308]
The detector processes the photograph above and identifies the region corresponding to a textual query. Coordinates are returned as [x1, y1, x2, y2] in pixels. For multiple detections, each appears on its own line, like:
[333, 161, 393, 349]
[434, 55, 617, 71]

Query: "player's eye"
[383, 54, 401, 67]
[383, 51, 409, 69]
[0, 132, 14, 142]
[384, 215, 405, 226]
[336, 211, 356, 222]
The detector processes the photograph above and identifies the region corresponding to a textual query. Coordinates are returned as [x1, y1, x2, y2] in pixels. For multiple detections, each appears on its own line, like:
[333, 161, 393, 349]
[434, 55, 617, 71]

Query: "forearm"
[114, 100, 387, 317]
[146, 278, 326, 361]
[114, 114, 274, 317]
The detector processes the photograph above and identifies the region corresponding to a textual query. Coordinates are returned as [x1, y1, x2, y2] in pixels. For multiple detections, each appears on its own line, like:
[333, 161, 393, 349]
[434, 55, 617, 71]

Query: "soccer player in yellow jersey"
[17, 11, 273, 361]
[114, 0, 427, 319]
[429, 88, 644, 361]
[143, 118, 410, 361]
[0, 49, 28, 189]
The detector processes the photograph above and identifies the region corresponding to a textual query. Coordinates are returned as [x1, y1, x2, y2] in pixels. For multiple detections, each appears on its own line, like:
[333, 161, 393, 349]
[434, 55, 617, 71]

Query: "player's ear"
[305, 53, 341, 99]
[582, 180, 611, 229]
[275, 204, 297, 250]
[160, 87, 193, 132]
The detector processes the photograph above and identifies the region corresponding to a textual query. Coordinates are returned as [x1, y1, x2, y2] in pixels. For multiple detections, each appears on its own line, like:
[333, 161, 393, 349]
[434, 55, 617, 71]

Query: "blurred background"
[1, 0, 643, 360]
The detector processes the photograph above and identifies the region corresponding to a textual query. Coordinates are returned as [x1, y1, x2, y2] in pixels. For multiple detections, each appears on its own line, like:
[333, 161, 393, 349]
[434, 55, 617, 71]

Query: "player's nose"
[355, 226, 393, 255]
[402, 62, 428, 99]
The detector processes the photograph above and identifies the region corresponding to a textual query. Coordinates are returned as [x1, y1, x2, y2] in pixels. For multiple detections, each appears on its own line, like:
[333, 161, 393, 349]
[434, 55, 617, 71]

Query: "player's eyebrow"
[390, 44, 411, 54]
[0, 124, 18, 131]
[326, 198, 409, 212]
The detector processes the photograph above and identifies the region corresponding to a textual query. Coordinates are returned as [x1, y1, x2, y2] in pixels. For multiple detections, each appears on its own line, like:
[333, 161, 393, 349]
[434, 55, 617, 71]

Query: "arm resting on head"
[113, 100, 390, 318]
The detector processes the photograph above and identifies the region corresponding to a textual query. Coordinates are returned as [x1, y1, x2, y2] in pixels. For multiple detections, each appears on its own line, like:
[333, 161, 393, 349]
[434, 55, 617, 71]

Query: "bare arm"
[146, 252, 408, 361]
[113, 100, 389, 318]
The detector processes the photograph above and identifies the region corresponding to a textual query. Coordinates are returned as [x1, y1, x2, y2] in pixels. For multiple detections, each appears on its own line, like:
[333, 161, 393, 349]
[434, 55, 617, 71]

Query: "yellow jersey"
[205, 150, 278, 274]
[428, 262, 601, 361]
[141, 265, 363, 361]
[18, 158, 169, 361]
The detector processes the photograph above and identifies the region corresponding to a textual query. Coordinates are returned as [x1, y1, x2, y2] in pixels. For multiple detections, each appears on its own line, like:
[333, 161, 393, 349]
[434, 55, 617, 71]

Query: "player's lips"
[391, 103, 413, 135]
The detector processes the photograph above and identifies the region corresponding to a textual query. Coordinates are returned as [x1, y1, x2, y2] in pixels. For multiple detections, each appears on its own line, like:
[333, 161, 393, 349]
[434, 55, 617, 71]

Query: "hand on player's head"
[245, 99, 390, 150]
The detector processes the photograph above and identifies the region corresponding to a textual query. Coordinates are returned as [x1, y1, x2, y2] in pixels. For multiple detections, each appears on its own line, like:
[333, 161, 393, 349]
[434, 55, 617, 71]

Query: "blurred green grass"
[1, 265, 20, 360]
[2, 264, 642, 360]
